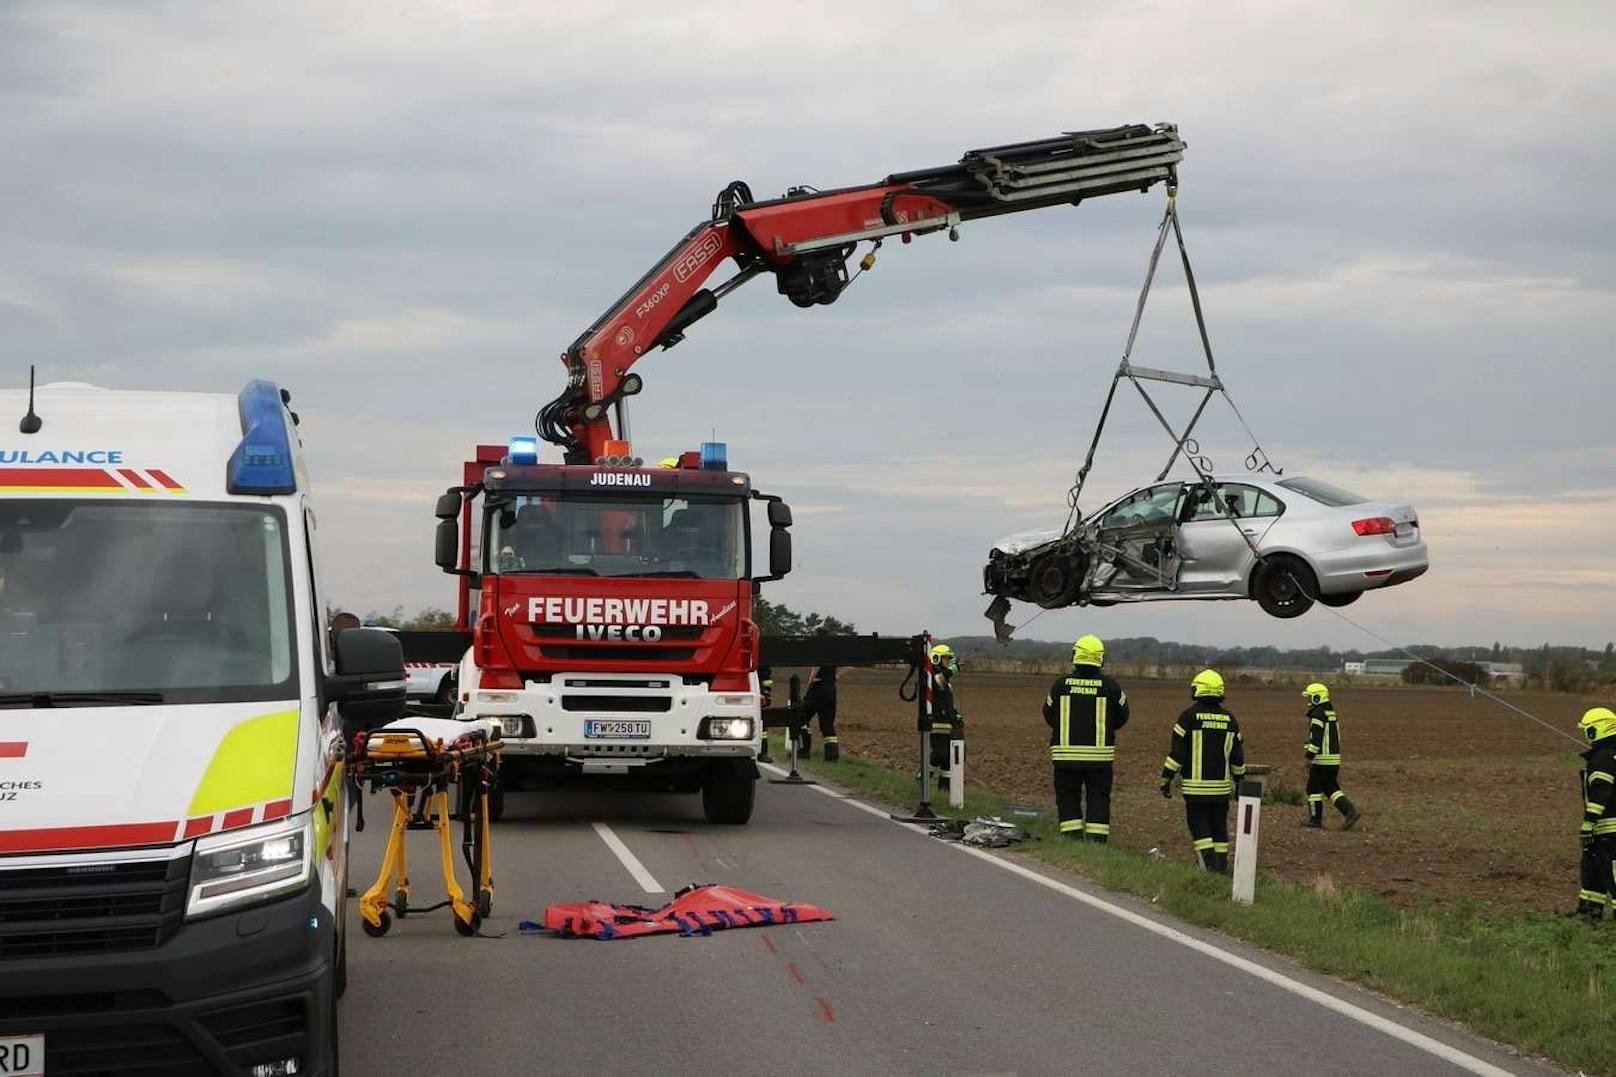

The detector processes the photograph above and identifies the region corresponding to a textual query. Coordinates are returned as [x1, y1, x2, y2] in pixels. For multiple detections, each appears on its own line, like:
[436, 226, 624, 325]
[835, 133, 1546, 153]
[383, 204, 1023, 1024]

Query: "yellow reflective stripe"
[1192, 838, 1213, 850]
[1051, 747, 1116, 761]
[1060, 695, 1071, 749]
[1191, 730, 1203, 780]
[1162, 757, 1182, 772]
[1314, 753, 1340, 764]
[188, 709, 299, 816]
[1172, 724, 1186, 737]
[1181, 779, 1232, 794]
[1211, 842, 1229, 853]
[1085, 822, 1111, 834]
[1578, 889, 1610, 904]
[1058, 819, 1086, 833]
[1591, 771, 1615, 784]
[1587, 802, 1604, 813]
[1594, 821, 1616, 834]
[1095, 696, 1108, 751]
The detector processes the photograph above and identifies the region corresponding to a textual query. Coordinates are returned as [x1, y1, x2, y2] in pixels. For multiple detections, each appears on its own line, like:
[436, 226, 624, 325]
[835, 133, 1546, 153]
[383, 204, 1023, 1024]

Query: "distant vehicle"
[367, 626, 457, 702]
[984, 475, 1428, 621]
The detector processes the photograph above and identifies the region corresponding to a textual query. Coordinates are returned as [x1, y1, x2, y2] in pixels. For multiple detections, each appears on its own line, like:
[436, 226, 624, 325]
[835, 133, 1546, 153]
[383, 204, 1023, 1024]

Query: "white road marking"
[759, 763, 1515, 1077]
[590, 822, 664, 894]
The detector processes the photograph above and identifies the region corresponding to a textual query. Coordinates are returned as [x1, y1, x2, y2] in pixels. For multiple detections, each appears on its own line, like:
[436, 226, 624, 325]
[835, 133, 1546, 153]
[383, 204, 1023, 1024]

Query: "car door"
[1174, 483, 1283, 594]
[1087, 483, 1185, 594]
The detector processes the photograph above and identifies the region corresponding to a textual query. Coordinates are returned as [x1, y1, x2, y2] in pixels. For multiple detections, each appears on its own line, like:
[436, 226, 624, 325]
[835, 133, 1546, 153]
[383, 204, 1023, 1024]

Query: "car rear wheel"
[1317, 590, 1362, 608]
[1253, 555, 1317, 619]
[1029, 550, 1086, 609]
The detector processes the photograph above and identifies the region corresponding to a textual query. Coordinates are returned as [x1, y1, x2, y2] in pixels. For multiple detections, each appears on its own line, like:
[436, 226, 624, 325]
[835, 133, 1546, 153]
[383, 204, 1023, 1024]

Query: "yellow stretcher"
[352, 716, 501, 937]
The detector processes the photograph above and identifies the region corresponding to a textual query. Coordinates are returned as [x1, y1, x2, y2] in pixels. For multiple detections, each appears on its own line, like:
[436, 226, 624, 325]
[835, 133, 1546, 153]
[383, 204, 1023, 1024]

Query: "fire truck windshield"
[0, 500, 299, 705]
[487, 493, 747, 580]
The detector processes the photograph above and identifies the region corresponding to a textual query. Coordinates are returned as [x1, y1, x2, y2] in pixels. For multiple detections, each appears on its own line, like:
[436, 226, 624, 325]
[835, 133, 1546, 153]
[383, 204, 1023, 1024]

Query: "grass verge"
[783, 752, 1614, 1074]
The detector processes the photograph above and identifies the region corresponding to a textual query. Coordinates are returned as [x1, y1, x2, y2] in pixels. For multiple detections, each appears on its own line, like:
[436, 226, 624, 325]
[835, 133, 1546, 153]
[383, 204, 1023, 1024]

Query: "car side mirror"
[435, 519, 459, 572]
[326, 627, 406, 726]
[435, 490, 463, 520]
[768, 527, 792, 578]
[767, 500, 792, 528]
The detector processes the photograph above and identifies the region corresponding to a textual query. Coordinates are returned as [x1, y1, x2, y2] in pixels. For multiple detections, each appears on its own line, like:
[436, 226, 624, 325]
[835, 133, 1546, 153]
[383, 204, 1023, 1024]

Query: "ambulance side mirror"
[327, 627, 406, 726]
[434, 519, 459, 572]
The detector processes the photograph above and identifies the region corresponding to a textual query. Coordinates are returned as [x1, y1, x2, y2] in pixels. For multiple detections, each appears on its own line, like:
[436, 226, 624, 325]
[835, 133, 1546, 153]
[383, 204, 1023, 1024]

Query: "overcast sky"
[3, 1, 1612, 650]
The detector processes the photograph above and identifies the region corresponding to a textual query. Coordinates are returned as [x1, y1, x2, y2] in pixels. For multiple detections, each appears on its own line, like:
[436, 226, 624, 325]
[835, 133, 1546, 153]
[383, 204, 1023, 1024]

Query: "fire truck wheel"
[702, 765, 756, 825]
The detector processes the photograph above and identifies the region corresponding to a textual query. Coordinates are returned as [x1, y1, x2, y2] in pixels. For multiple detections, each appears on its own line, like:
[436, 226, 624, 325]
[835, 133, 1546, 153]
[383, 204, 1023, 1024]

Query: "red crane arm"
[540, 124, 1185, 463]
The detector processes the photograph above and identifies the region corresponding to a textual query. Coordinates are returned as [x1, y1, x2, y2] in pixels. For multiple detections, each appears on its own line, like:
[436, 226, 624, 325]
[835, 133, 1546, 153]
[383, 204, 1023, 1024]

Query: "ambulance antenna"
[18, 365, 42, 435]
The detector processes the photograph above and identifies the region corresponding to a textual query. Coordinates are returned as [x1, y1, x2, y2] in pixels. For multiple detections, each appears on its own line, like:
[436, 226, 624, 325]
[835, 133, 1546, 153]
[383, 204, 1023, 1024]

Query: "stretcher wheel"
[477, 888, 493, 918]
[453, 911, 480, 937]
[392, 889, 409, 917]
[361, 911, 392, 937]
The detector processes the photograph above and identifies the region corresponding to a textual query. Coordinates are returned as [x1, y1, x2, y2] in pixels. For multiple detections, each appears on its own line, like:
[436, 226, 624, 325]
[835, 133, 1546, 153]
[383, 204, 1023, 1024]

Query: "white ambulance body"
[0, 379, 402, 1077]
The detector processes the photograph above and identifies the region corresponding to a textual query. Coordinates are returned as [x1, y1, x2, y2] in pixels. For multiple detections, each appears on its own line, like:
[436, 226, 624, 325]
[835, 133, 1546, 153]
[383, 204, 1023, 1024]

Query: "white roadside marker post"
[1232, 764, 1269, 905]
[949, 737, 965, 809]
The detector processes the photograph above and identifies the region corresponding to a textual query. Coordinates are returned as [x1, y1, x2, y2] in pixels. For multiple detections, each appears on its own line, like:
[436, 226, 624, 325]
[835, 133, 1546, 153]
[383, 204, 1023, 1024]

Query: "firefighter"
[757, 666, 775, 763]
[801, 662, 839, 762]
[1573, 707, 1616, 919]
[1160, 669, 1245, 873]
[1042, 634, 1129, 842]
[1300, 682, 1361, 829]
[929, 643, 963, 786]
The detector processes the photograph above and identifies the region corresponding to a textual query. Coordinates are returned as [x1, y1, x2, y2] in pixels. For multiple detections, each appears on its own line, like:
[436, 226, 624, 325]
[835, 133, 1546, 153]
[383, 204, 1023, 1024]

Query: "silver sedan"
[983, 475, 1429, 626]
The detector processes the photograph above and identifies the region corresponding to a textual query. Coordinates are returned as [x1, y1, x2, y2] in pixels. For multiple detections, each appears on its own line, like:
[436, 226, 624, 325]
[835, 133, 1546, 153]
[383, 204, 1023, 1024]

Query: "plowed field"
[791, 669, 1603, 914]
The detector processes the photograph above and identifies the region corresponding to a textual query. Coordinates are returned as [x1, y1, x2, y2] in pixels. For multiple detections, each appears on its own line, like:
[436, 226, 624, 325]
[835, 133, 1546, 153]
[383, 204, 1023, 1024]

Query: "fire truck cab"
[436, 437, 792, 825]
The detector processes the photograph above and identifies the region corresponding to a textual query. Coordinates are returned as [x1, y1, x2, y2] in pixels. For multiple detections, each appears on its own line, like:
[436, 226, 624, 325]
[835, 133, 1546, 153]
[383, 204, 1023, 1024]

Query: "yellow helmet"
[930, 643, 953, 660]
[1579, 707, 1616, 744]
[659, 457, 679, 469]
[1303, 682, 1330, 706]
[1072, 634, 1105, 667]
[1192, 669, 1226, 699]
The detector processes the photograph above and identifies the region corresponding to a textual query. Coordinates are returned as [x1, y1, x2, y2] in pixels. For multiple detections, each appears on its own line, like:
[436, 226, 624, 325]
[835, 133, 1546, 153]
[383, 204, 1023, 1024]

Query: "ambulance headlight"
[699, 717, 754, 741]
[188, 815, 314, 919]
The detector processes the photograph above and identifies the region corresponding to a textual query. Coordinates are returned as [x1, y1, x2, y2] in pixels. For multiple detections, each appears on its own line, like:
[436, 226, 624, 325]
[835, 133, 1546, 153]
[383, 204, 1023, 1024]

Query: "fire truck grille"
[561, 695, 672, 713]
[541, 645, 697, 662]
[0, 856, 188, 959]
[524, 625, 705, 641]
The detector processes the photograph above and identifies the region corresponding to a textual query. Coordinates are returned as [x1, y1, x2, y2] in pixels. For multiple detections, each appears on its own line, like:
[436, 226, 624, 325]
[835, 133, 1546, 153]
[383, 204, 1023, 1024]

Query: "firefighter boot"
[1301, 798, 1323, 828]
[1572, 898, 1606, 921]
[1335, 795, 1362, 830]
[823, 737, 840, 763]
[758, 732, 773, 764]
[798, 730, 812, 758]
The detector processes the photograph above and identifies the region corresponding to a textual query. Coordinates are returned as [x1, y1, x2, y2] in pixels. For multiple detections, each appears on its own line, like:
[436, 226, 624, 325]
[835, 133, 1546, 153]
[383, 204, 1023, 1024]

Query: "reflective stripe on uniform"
[1162, 757, 1182, 772]
[1059, 819, 1086, 833]
[1085, 822, 1110, 835]
[1181, 778, 1233, 795]
[1192, 838, 1214, 851]
[1051, 746, 1117, 762]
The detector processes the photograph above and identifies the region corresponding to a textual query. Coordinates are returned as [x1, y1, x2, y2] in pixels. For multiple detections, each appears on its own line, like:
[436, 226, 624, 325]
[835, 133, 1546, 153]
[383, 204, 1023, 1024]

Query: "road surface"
[341, 767, 1553, 1076]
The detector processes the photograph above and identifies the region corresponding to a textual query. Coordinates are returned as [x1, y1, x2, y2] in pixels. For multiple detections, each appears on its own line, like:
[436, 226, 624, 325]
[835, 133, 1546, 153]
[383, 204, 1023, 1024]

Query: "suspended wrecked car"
[982, 475, 1429, 627]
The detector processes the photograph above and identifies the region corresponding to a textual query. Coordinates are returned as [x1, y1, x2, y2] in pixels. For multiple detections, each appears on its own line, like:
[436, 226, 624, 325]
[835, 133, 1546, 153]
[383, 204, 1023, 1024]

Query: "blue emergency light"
[226, 380, 297, 495]
[699, 441, 727, 471]
[507, 435, 540, 466]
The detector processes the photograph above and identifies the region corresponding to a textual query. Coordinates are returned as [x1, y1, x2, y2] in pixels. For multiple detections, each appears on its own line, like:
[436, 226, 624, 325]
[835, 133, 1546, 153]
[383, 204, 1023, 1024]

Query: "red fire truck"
[433, 125, 1184, 824]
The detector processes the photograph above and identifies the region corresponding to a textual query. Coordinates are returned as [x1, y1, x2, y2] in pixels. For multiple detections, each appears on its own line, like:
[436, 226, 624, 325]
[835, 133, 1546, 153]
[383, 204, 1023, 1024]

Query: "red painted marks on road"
[760, 934, 777, 954]
[787, 962, 805, 983]
[815, 996, 836, 1024]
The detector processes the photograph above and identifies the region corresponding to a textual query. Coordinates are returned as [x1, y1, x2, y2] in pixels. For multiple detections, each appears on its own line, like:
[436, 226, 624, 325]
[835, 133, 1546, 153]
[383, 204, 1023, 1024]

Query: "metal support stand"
[892, 633, 942, 823]
[1231, 764, 1269, 904]
[768, 674, 815, 786]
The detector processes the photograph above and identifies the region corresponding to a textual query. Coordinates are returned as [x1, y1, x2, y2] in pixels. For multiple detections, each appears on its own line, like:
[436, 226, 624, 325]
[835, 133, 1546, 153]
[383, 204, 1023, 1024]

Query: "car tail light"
[1351, 517, 1396, 536]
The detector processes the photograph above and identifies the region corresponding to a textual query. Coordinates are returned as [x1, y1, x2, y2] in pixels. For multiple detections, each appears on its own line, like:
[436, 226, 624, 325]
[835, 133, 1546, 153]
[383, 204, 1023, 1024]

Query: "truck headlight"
[188, 814, 314, 920]
[498, 714, 533, 738]
[699, 717, 754, 740]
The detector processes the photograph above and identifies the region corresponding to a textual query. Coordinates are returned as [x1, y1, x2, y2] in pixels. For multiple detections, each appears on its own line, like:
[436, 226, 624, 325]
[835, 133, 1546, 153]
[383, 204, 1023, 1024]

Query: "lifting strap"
[1063, 188, 1281, 536]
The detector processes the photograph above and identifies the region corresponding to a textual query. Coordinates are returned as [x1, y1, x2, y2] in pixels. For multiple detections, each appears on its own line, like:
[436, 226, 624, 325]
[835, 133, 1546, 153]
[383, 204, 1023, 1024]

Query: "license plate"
[584, 719, 651, 739]
[0, 1036, 43, 1076]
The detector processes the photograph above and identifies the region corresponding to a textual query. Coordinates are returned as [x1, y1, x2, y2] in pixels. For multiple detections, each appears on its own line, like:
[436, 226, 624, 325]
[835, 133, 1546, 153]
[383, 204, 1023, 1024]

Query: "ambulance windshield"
[0, 501, 298, 705]
[487, 493, 746, 580]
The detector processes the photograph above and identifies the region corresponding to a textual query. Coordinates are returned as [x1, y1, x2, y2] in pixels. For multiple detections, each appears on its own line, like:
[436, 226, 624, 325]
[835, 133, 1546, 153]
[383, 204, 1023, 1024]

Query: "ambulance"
[0, 378, 404, 1077]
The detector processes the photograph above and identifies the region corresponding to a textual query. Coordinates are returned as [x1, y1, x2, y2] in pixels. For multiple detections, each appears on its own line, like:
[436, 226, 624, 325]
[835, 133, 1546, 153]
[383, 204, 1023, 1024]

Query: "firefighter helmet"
[1303, 682, 1330, 706]
[1072, 634, 1105, 666]
[659, 457, 679, 468]
[1191, 669, 1226, 699]
[1579, 707, 1616, 744]
[930, 643, 953, 661]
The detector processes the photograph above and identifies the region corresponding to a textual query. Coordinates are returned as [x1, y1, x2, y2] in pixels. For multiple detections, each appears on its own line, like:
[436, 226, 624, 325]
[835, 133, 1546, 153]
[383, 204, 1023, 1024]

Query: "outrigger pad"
[529, 883, 833, 940]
